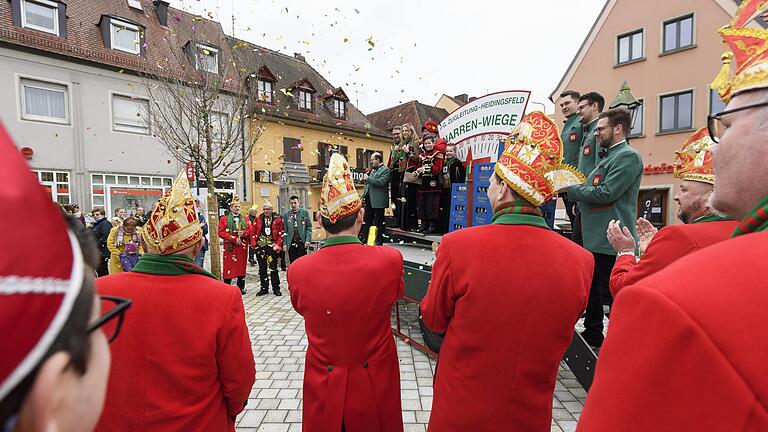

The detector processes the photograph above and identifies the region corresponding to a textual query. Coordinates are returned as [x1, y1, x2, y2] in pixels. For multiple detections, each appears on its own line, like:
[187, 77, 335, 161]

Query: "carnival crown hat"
[320, 152, 362, 223]
[143, 170, 203, 255]
[711, 0, 768, 102]
[0, 122, 85, 400]
[494, 111, 586, 206]
[674, 127, 716, 185]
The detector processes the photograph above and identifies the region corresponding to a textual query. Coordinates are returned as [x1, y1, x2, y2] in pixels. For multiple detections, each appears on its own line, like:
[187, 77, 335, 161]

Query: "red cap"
[0, 122, 84, 399]
[423, 121, 438, 133]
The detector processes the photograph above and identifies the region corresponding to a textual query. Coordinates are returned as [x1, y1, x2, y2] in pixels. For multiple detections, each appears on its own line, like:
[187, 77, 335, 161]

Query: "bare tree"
[140, 16, 261, 278]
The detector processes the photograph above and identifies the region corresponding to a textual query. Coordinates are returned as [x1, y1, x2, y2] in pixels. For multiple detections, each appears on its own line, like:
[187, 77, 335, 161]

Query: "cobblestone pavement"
[228, 262, 589, 432]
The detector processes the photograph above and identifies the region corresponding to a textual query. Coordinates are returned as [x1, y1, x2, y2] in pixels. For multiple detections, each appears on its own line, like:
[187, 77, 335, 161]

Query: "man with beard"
[605, 128, 737, 297]
[563, 108, 643, 350]
[577, 2, 768, 429]
[251, 201, 284, 296]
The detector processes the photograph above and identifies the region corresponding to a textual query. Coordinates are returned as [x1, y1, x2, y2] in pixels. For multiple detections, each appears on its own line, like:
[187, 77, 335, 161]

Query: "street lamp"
[609, 80, 642, 131]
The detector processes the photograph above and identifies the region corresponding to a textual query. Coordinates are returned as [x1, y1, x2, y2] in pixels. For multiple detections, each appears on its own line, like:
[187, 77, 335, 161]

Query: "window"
[333, 99, 346, 118]
[126, 0, 142, 10]
[91, 173, 172, 215]
[709, 88, 727, 115]
[299, 90, 313, 111]
[21, 0, 59, 35]
[20, 78, 69, 124]
[629, 100, 644, 137]
[195, 44, 219, 74]
[356, 148, 376, 169]
[284, 137, 303, 163]
[318, 142, 348, 166]
[110, 19, 140, 54]
[112, 94, 150, 134]
[663, 14, 694, 53]
[617, 30, 643, 64]
[35, 170, 70, 204]
[257, 80, 273, 103]
[637, 188, 669, 228]
[659, 90, 693, 133]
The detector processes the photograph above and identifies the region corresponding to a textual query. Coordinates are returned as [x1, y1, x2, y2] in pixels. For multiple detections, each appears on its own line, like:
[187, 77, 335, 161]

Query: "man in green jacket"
[361, 152, 391, 245]
[558, 90, 584, 229]
[282, 195, 313, 266]
[571, 91, 604, 245]
[564, 108, 643, 349]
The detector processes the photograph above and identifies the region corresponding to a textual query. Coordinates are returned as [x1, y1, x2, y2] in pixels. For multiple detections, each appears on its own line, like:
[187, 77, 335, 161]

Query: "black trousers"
[288, 241, 307, 264]
[97, 256, 110, 277]
[361, 198, 385, 244]
[400, 182, 419, 230]
[223, 276, 245, 291]
[256, 247, 280, 292]
[439, 188, 451, 233]
[248, 246, 256, 263]
[561, 195, 577, 228]
[390, 171, 402, 228]
[582, 252, 616, 347]
[571, 211, 583, 246]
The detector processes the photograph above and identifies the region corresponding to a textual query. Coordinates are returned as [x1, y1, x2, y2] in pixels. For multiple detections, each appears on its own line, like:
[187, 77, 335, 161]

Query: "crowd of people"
[3, 4, 768, 432]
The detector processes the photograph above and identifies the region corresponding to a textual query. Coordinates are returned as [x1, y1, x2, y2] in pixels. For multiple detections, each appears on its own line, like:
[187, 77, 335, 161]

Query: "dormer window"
[195, 43, 219, 74]
[257, 80, 273, 103]
[20, 0, 61, 36]
[126, 0, 143, 10]
[109, 18, 141, 54]
[333, 99, 346, 118]
[299, 90, 313, 111]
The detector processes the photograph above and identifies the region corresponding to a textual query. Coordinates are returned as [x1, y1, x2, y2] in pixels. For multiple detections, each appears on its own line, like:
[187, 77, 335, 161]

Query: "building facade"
[367, 100, 449, 134]
[0, 0, 247, 216]
[550, 0, 750, 226]
[234, 42, 391, 233]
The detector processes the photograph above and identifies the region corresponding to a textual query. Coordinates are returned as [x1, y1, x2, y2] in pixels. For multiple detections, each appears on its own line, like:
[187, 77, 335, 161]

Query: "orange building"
[550, 0, 761, 226]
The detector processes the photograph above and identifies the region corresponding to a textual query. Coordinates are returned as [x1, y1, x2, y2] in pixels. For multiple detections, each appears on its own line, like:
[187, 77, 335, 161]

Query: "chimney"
[293, 52, 306, 62]
[153, 0, 170, 26]
[454, 94, 469, 103]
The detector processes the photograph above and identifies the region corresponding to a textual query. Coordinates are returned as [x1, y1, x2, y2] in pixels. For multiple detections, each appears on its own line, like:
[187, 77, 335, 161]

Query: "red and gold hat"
[0, 122, 85, 400]
[143, 170, 203, 255]
[494, 111, 585, 206]
[320, 153, 362, 223]
[674, 127, 716, 185]
[711, 0, 768, 102]
[423, 121, 438, 133]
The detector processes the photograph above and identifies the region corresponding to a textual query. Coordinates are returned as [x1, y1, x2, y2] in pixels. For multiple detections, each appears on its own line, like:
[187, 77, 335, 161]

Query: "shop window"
[637, 188, 668, 228]
[35, 169, 70, 204]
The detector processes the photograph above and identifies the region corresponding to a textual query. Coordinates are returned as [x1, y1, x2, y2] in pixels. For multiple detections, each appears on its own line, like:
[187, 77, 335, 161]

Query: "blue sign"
[472, 163, 495, 226]
[539, 198, 556, 229]
[448, 183, 468, 232]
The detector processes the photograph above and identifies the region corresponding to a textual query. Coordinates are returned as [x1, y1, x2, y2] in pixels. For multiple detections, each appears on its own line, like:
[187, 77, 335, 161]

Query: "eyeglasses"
[87, 296, 131, 343]
[594, 125, 613, 133]
[707, 100, 768, 143]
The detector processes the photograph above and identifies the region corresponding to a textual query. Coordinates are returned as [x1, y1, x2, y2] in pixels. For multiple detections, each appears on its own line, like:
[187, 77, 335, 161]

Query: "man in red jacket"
[250, 200, 284, 296]
[421, 112, 593, 432]
[577, 2, 768, 429]
[96, 171, 255, 432]
[288, 153, 404, 432]
[219, 196, 251, 294]
[605, 127, 737, 297]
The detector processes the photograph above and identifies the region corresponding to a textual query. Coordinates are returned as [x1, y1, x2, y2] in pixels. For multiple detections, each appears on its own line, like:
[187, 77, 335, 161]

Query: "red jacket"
[287, 238, 404, 432]
[421, 223, 593, 432]
[218, 214, 251, 278]
[578, 232, 768, 432]
[249, 213, 284, 250]
[95, 272, 255, 431]
[610, 219, 737, 296]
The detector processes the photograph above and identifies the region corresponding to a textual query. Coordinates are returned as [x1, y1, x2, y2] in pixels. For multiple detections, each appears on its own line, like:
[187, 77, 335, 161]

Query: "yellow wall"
[248, 119, 391, 240]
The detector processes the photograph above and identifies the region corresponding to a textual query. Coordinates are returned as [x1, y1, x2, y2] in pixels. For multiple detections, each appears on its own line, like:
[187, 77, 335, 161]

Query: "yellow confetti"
[118, 69, 125, 74]
[343, 37, 349, 43]
[366, 37, 375, 48]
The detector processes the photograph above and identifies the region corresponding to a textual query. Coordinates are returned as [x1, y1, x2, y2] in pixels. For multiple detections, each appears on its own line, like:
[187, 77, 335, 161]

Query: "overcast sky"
[169, 0, 605, 114]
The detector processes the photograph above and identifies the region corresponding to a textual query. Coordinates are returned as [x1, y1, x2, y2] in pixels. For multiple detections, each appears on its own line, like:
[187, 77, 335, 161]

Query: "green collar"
[321, 235, 362, 249]
[491, 202, 550, 229]
[733, 194, 768, 237]
[692, 213, 734, 224]
[132, 253, 217, 279]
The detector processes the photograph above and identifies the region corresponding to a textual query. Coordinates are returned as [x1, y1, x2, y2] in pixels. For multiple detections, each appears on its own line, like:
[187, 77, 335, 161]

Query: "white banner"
[438, 90, 530, 145]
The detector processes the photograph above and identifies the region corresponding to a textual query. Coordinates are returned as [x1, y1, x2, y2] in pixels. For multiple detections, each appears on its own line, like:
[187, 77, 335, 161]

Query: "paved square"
[234, 266, 587, 432]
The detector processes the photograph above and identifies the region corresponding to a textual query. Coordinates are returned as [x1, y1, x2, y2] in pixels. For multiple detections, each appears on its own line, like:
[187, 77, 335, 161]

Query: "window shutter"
[57, 2, 67, 38]
[356, 148, 364, 168]
[11, 0, 22, 27]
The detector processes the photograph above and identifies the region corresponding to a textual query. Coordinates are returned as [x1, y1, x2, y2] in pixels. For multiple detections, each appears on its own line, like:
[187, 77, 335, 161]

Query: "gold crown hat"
[494, 111, 586, 206]
[142, 170, 203, 255]
[229, 195, 241, 207]
[262, 199, 274, 209]
[674, 127, 716, 185]
[711, 0, 768, 102]
[320, 152, 362, 223]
